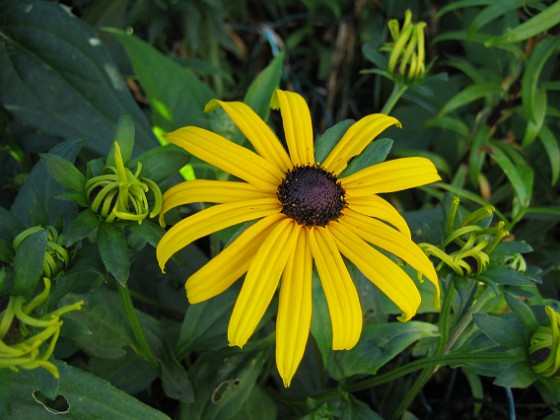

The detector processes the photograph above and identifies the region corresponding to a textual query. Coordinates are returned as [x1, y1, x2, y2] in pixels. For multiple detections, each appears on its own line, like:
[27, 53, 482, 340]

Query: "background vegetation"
[1, 0, 559, 418]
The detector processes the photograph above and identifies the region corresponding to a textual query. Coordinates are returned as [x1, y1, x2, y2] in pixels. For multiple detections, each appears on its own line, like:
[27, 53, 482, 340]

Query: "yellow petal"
[341, 157, 441, 195]
[160, 180, 274, 225]
[186, 213, 285, 303]
[309, 227, 362, 350]
[156, 198, 280, 272]
[346, 194, 411, 238]
[340, 208, 440, 303]
[276, 227, 313, 387]
[321, 114, 401, 175]
[205, 99, 293, 172]
[272, 90, 314, 166]
[228, 218, 298, 348]
[165, 126, 283, 189]
[329, 221, 421, 321]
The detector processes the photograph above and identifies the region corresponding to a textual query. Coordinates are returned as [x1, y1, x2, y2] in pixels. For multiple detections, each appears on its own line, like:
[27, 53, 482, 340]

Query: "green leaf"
[0, 207, 24, 241]
[87, 348, 159, 395]
[462, 367, 484, 417]
[438, 83, 503, 116]
[244, 53, 284, 121]
[473, 313, 526, 348]
[132, 144, 190, 183]
[426, 115, 470, 139]
[11, 361, 169, 419]
[40, 154, 86, 196]
[108, 115, 135, 166]
[65, 210, 101, 246]
[468, 126, 490, 186]
[437, 0, 494, 18]
[12, 140, 82, 227]
[231, 386, 277, 420]
[64, 288, 136, 359]
[183, 347, 268, 420]
[0, 370, 11, 418]
[127, 220, 164, 249]
[494, 361, 537, 388]
[522, 87, 547, 146]
[175, 285, 236, 354]
[481, 266, 535, 287]
[97, 222, 129, 286]
[467, 0, 530, 36]
[538, 125, 560, 185]
[340, 138, 393, 177]
[310, 272, 333, 366]
[0, 0, 156, 154]
[314, 119, 354, 164]
[12, 228, 47, 298]
[160, 345, 195, 403]
[505, 293, 538, 337]
[486, 2, 560, 45]
[108, 29, 215, 131]
[487, 144, 531, 207]
[522, 37, 560, 122]
[327, 321, 439, 380]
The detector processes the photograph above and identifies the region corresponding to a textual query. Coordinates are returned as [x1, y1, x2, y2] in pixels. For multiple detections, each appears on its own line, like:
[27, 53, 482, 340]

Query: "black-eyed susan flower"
[156, 89, 441, 387]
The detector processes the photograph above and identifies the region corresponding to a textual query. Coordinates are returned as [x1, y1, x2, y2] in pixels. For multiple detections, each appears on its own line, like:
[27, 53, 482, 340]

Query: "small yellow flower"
[157, 89, 441, 386]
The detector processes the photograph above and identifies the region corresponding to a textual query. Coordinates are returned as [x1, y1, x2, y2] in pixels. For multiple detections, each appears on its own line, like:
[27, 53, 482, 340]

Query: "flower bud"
[529, 306, 560, 378]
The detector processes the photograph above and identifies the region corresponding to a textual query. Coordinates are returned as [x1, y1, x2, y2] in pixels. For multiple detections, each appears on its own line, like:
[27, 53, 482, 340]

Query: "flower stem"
[117, 283, 159, 369]
[381, 82, 408, 114]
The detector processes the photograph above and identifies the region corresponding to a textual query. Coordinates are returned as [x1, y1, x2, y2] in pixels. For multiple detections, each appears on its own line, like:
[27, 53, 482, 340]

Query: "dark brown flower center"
[277, 165, 346, 227]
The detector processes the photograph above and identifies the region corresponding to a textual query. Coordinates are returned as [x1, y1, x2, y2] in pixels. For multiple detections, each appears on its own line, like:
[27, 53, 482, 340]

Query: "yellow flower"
[156, 89, 441, 387]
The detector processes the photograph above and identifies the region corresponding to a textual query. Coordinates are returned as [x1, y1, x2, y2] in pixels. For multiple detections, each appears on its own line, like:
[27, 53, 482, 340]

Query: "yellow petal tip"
[270, 89, 280, 110]
[204, 99, 221, 113]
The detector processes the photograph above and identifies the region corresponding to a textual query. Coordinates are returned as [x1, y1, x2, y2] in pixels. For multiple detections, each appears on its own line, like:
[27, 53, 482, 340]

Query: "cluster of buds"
[420, 197, 509, 276]
[382, 9, 427, 81]
[0, 278, 82, 378]
[13, 225, 71, 279]
[529, 306, 560, 378]
[86, 142, 162, 224]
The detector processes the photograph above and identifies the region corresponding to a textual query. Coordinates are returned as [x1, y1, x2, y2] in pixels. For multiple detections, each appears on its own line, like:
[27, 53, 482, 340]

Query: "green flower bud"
[529, 306, 560, 378]
[13, 226, 72, 279]
[85, 142, 163, 224]
[420, 198, 509, 276]
[382, 10, 427, 81]
[0, 278, 83, 378]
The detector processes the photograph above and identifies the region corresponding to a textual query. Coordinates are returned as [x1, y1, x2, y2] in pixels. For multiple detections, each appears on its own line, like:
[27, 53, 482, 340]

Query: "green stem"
[392, 278, 456, 418]
[117, 283, 159, 369]
[381, 82, 408, 114]
[307, 351, 523, 404]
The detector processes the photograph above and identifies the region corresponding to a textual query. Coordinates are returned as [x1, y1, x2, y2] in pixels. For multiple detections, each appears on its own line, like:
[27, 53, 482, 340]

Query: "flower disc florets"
[277, 165, 346, 227]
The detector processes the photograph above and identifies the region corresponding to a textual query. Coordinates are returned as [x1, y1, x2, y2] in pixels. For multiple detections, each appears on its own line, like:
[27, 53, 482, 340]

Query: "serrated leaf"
[40, 154, 86, 196]
[97, 222, 129, 286]
[314, 120, 354, 164]
[108, 29, 215, 132]
[486, 2, 560, 45]
[11, 361, 169, 419]
[473, 313, 525, 348]
[0, 0, 156, 154]
[244, 53, 284, 121]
